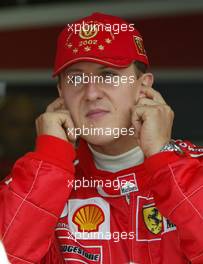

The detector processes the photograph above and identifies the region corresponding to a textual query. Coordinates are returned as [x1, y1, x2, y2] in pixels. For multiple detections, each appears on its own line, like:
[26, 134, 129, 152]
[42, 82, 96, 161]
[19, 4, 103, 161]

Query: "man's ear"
[140, 72, 154, 87]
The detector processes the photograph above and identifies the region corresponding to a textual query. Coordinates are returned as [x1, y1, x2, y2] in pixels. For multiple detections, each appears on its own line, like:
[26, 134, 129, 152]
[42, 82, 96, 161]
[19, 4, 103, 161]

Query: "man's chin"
[80, 134, 118, 146]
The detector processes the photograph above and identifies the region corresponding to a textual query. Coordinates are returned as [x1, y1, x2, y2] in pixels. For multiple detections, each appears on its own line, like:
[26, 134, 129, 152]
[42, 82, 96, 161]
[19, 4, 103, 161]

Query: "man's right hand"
[36, 97, 76, 143]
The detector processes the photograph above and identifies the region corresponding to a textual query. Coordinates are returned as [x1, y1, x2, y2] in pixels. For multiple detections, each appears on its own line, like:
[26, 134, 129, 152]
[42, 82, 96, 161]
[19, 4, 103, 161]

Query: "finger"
[46, 97, 66, 112]
[64, 117, 77, 143]
[53, 110, 75, 127]
[54, 112, 77, 142]
[53, 109, 71, 115]
[136, 97, 161, 106]
[131, 107, 142, 138]
[132, 121, 141, 139]
[131, 104, 153, 122]
[55, 111, 77, 142]
[140, 87, 167, 105]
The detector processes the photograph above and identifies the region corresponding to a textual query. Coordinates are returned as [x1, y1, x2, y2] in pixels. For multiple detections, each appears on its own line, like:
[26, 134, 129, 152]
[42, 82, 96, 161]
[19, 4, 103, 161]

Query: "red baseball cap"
[53, 12, 149, 77]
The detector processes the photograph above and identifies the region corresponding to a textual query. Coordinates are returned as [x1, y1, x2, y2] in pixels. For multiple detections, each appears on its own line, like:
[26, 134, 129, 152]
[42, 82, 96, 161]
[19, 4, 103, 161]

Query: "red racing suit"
[1, 135, 203, 264]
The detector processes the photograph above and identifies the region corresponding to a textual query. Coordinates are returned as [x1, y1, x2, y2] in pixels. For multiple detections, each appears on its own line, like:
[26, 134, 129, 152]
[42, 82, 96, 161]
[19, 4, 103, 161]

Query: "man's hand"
[36, 97, 76, 143]
[131, 87, 174, 157]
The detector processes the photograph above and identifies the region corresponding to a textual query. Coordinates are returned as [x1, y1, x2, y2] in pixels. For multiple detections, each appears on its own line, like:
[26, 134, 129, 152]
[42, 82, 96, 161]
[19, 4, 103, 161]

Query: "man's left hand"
[131, 87, 174, 157]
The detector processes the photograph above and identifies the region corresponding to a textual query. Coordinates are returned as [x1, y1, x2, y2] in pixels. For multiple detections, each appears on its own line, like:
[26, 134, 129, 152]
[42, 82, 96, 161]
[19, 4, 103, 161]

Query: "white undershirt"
[88, 145, 144, 172]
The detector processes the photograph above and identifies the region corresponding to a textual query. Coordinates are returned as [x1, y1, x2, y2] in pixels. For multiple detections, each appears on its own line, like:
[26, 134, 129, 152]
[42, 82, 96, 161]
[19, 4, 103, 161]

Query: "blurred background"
[0, 0, 203, 179]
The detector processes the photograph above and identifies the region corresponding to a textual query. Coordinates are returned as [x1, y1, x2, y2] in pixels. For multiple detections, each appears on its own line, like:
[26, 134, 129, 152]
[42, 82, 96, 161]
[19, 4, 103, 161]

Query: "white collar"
[88, 144, 144, 172]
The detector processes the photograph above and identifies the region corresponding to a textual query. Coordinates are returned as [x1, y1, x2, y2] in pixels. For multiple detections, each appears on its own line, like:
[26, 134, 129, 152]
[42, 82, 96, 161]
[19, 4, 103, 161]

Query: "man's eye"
[101, 71, 118, 78]
[73, 75, 82, 82]
[67, 74, 82, 85]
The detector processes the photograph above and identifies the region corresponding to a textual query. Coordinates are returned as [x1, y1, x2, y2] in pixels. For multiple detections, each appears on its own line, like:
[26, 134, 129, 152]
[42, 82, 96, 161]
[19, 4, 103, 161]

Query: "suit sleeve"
[0, 135, 75, 264]
[144, 148, 203, 264]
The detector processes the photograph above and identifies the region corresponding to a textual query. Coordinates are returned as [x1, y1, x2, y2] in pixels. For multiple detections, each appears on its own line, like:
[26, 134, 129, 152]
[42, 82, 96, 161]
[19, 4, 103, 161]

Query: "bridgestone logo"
[61, 245, 100, 261]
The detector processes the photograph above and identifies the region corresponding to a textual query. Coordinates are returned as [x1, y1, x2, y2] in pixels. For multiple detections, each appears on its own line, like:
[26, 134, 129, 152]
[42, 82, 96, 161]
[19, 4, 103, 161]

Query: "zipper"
[126, 193, 130, 204]
[129, 192, 135, 263]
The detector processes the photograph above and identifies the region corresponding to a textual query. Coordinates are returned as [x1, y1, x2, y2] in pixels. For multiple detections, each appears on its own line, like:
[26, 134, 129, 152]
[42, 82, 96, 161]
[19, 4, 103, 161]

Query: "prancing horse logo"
[143, 205, 163, 235]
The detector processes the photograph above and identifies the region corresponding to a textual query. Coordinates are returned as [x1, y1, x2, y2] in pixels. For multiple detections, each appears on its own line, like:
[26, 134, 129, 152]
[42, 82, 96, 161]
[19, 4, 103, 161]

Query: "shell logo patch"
[79, 24, 98, 39]
[143, 205, 162, 235]
[73, 204, 105, 232]
[68, 197, 110, 240]
[134, 36, 146, 56]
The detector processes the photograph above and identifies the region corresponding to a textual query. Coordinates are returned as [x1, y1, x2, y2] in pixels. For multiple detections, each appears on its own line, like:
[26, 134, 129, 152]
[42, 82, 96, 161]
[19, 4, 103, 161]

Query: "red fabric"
[27, 134, 76, 172]
[53, 12, 149, 77]
[0, 135, 75, 263]
[1, 136, 203, 263]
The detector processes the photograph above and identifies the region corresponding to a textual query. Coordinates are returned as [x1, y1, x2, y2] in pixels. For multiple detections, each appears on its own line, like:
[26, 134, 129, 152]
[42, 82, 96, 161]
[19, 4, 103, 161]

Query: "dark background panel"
[4, 80, 203, 141]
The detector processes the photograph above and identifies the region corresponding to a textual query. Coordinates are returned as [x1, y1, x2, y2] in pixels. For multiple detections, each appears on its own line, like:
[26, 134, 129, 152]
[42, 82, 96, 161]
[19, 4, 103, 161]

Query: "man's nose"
[84, 81, 103, 102]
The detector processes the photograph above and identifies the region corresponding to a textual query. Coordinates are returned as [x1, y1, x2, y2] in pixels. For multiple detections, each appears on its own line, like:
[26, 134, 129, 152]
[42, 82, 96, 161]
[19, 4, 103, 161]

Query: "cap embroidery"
[84, 46, 91, 52]
[65, 20, 115, 55]
[79, 25, 98, 40]
[105, 38, 112, 44]
[98, 45, 104, 50]
[72, 48, 78, 54]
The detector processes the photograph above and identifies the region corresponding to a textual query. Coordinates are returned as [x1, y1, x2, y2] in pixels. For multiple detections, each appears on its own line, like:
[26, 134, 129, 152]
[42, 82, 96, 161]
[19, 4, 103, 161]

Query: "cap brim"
[52, 56, 132, 77]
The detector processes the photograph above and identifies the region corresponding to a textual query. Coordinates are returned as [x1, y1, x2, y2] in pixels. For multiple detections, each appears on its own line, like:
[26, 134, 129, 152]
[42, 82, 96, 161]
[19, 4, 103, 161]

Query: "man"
[1, 12, 203, 264]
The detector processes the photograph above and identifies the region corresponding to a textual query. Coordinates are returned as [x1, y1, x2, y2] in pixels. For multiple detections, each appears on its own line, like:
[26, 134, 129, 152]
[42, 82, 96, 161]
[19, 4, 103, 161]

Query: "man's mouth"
[86, 109, 110, 119]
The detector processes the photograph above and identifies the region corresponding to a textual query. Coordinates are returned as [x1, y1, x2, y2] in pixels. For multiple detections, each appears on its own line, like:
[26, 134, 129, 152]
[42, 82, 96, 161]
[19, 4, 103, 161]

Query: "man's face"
[58, 62, 145, 145]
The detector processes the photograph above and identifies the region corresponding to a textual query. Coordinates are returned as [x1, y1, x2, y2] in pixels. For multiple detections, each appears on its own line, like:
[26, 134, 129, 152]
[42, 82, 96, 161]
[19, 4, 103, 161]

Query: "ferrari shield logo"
[143, 205, 163, 235]
[134, 36, 146, 55]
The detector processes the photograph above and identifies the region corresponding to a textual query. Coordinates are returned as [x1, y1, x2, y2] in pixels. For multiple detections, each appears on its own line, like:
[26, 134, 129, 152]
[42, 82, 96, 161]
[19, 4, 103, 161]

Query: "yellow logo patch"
[134, 36, 146, 56]
[79, 24, 98, 39]
[73, 204, 105, 232]
[143, 205, 163, 235]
